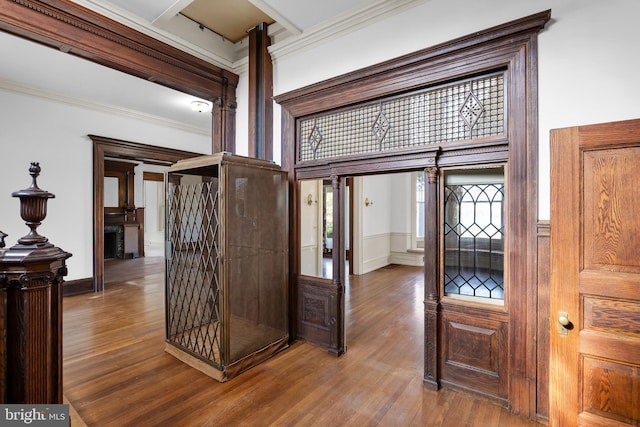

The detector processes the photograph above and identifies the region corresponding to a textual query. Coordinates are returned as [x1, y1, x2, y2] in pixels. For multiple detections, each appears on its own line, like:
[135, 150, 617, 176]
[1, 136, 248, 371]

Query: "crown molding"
[0, 78, 211, 137]
[268, 0, 430, 63]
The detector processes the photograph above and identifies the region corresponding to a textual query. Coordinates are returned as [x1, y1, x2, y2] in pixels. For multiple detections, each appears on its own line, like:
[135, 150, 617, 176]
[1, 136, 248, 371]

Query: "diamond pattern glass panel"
[298, 72, 505, 162]
[444, 183, 504, 300]
[166, 175, 223, 368]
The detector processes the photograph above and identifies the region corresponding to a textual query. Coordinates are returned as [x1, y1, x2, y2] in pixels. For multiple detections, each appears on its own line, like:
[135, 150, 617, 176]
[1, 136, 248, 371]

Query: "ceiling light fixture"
[190, 100, 212, 113]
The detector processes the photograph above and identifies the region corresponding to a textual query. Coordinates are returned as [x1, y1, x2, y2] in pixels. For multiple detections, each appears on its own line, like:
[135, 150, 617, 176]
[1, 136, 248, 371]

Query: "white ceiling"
[100, 0, 373, 40]
[0, 0, 421, 135]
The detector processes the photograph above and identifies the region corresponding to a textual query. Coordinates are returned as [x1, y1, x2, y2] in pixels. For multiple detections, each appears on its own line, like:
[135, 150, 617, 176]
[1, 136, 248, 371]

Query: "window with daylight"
[443, 168, 504, 303]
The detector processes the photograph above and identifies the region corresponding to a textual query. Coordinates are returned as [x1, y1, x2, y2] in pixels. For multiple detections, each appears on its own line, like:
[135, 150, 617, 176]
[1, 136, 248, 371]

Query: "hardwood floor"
[63, 257, 539, 426]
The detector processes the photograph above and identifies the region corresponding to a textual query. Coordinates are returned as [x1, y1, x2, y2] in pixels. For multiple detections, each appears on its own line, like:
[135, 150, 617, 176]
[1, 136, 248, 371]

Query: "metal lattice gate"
[166, 176, 223, 368]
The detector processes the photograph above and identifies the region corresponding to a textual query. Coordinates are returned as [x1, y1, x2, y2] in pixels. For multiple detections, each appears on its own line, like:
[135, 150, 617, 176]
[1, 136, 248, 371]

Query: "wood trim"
[143, 172, 164, 182]
[549, 126, 580, 426]
[275, 11, 550, 116]
[63, 277, 93, 296]
[0, 0, 238, 101]
[248, 22, 273, 160]
[329, 175, 346, 356]
[91, 135, 201, 292]
[424, 165, 440, 390]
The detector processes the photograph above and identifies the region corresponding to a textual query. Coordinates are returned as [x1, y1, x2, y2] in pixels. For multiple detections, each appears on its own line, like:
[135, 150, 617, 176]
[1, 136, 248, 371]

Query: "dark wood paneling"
[536, 221, 550, 421]
[296, 276, 338, 348]
[440, 304, 508, 401]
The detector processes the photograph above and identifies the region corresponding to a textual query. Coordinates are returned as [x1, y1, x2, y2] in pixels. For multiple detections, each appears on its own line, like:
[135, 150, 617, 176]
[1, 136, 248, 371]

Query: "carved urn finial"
[11, 162, 55, 246]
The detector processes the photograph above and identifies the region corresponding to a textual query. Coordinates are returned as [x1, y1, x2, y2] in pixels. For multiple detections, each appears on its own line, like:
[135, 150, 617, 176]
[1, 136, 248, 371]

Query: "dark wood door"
[550, 118, 640, 426]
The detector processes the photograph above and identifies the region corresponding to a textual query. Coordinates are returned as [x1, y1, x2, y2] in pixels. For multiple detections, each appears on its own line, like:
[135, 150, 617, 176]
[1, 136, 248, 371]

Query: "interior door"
[550, 118, 640, 426]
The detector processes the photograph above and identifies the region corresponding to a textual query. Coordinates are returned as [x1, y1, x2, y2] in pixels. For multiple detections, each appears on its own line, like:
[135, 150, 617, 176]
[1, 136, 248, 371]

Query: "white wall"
[0, 88, 211, 281]
[360, 175, 392, 272]
[271, 0, 640, 220]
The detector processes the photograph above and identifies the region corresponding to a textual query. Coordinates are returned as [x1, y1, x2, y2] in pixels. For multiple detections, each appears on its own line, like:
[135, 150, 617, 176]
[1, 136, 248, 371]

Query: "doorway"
[91, 135, 201, 292]
[277, 12, 547, 415]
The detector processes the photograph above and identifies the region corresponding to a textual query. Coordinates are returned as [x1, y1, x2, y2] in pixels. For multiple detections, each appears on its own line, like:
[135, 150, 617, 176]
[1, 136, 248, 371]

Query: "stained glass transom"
[298, 73, 505, 163]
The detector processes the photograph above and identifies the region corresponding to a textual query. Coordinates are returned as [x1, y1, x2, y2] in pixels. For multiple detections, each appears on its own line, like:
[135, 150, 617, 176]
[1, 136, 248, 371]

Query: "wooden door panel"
[440, 308, 508, 399]
[583, 148, 640, 273]
[550, 118, 640, 427]
[581, 356, 640, 425]
[583, 297, 640, 335]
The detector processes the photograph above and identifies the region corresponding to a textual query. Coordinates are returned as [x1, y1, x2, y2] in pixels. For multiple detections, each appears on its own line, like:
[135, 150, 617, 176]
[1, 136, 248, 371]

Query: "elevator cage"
[164, 153, 289, 382]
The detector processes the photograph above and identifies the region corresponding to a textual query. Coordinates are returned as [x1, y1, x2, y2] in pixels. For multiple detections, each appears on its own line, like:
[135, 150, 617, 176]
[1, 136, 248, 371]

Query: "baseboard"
[389, 251, 424, 266]
[63, 277, 94, 296]
[362, 255, 390, 274]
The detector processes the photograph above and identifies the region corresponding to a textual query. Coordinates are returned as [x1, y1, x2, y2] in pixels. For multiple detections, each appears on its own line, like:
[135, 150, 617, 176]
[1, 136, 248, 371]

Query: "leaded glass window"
[443, 168, 504, 302]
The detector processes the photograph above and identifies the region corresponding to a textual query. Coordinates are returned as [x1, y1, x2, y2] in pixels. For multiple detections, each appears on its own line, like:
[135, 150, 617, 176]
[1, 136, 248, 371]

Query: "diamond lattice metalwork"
[166, 178, 223, 367]
[459, 91, 485, 130]
[372, 106, 390, 144]
[308, 119, 323, 155]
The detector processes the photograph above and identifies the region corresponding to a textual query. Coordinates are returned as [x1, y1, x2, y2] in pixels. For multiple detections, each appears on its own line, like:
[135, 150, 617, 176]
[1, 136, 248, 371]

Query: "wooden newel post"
[423, 165, 440, 390]
[0, 162, 72, 403]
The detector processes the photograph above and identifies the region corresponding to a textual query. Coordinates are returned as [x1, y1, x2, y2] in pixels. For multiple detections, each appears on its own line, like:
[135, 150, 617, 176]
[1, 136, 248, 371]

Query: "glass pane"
[299, 179, 325, 278]
[443, 169, 504, 302]
[416, 172, 425, 238]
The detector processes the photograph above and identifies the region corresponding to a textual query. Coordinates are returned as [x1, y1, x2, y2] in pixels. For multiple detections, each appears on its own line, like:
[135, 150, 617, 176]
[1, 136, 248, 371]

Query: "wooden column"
[423, 165, 440, 389]
[212, 86, 237, 154]
[329, 174, 346, 356]
[248, 22, 273, 160]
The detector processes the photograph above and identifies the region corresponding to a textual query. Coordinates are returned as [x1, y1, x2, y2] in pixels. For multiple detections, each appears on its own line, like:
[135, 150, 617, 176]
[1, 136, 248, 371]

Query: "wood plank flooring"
[63, 256, 539, 426]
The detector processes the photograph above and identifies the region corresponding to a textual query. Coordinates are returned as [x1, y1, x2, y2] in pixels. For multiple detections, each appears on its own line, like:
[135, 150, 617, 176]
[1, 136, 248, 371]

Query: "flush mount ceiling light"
[190, 100, 212, 113]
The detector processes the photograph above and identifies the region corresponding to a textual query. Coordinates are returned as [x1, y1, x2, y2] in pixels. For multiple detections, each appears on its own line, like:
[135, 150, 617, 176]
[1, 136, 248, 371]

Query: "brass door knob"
[558, 313, 570, 326]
